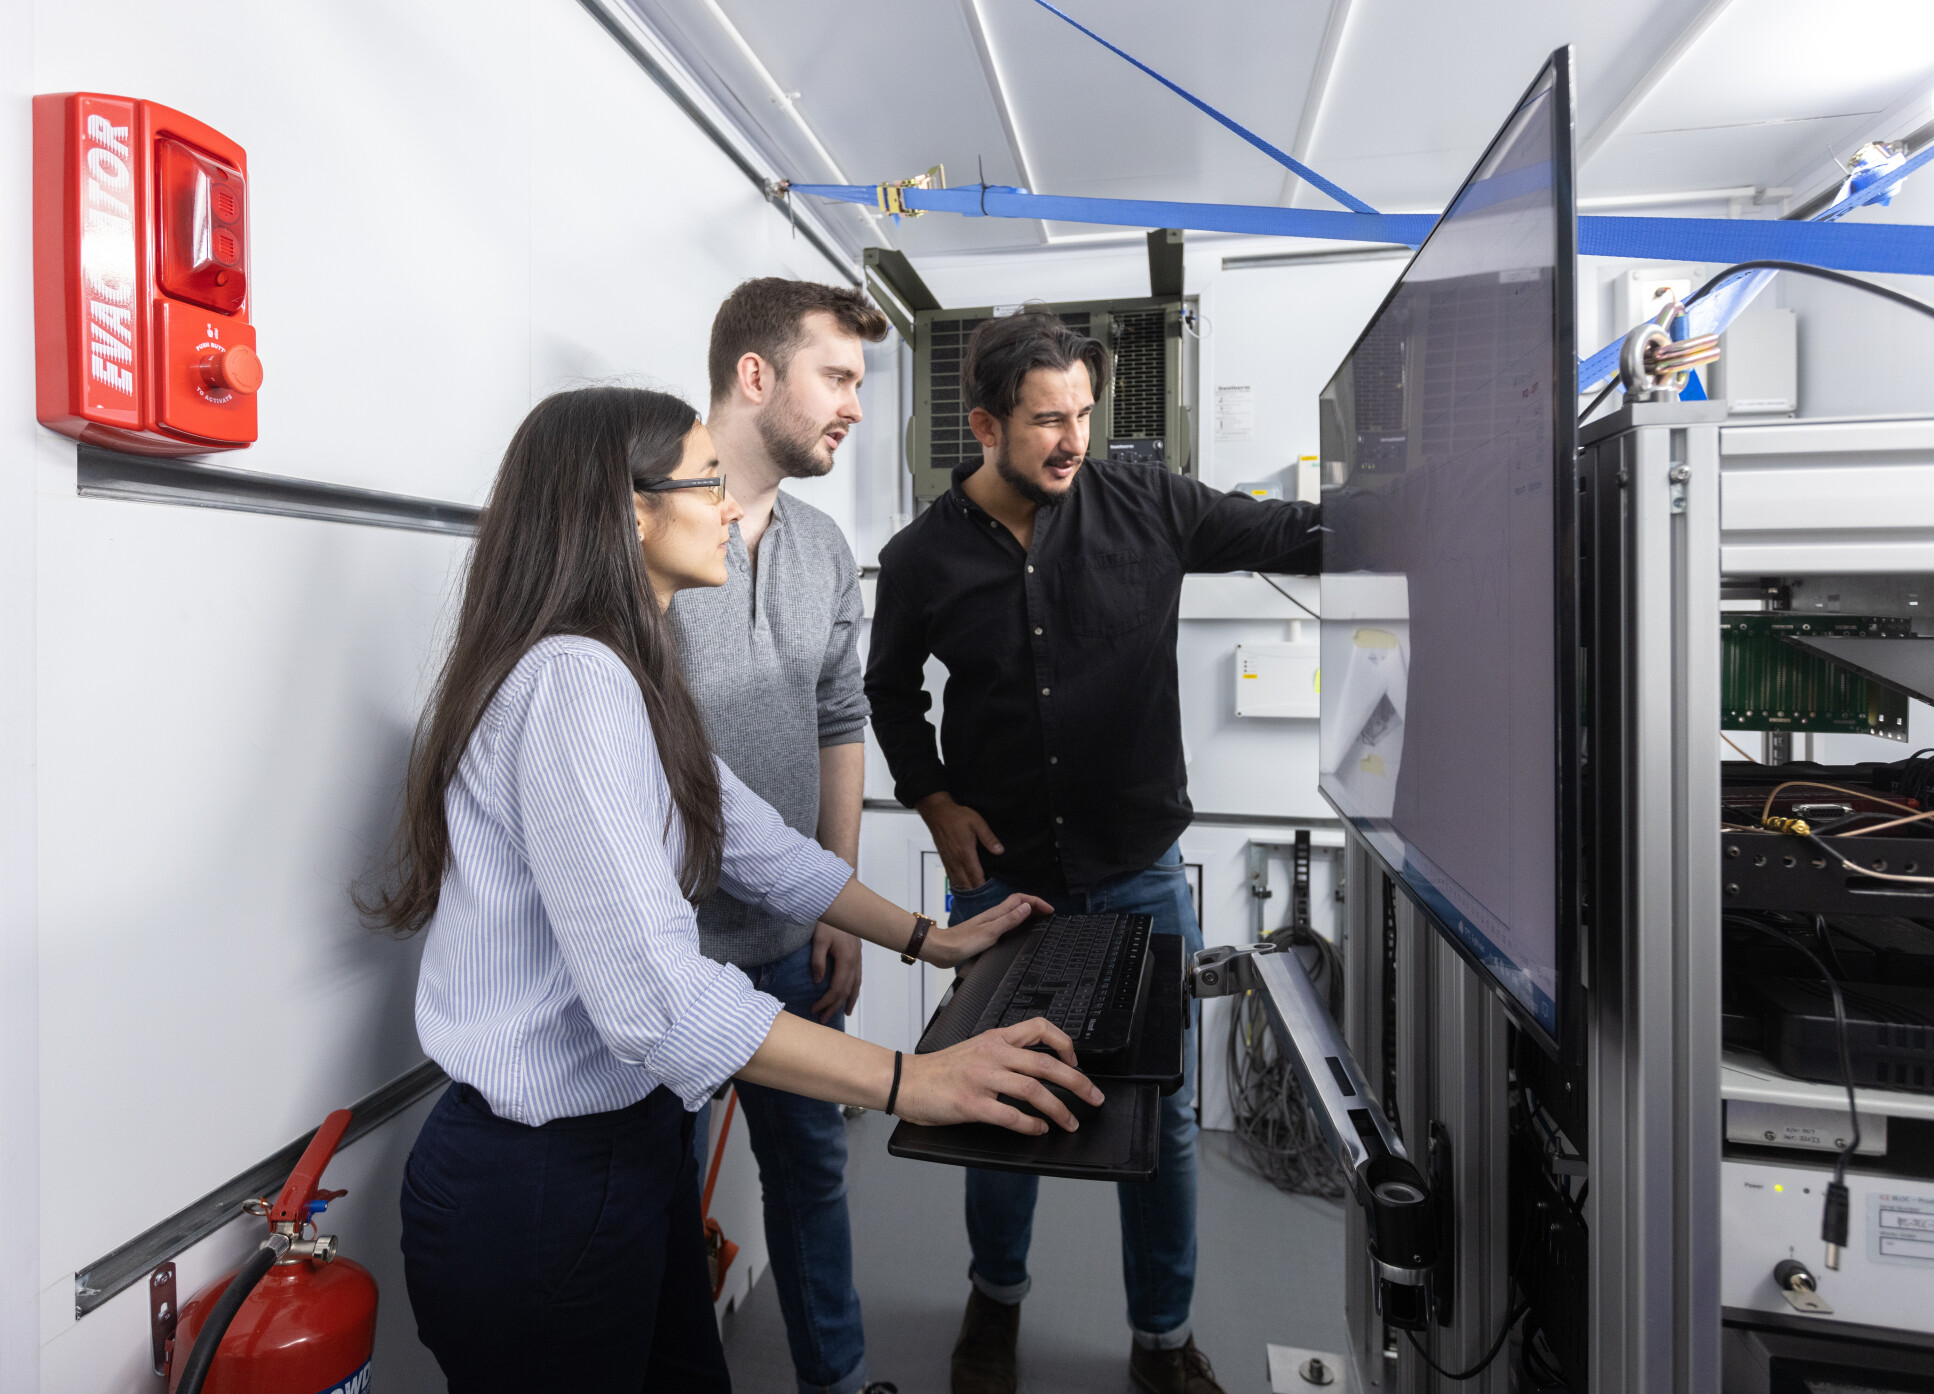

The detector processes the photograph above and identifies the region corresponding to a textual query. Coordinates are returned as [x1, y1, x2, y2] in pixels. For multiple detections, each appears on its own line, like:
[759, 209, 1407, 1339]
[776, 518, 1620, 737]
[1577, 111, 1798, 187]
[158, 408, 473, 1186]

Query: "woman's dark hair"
[367, 386, 723, 933]
[961, 307, 1111, 423]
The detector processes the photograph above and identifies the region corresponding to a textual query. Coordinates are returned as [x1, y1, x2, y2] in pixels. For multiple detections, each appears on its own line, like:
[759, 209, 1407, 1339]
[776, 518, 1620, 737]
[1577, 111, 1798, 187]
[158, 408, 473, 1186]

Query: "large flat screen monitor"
[1317, 49, 1578, 1051]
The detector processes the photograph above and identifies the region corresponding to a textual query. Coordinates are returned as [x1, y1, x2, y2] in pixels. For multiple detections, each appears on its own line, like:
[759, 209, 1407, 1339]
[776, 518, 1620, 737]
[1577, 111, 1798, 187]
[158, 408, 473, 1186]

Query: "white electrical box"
[1235, 642, 1320, 718]
[1719, 307, 1798, 415]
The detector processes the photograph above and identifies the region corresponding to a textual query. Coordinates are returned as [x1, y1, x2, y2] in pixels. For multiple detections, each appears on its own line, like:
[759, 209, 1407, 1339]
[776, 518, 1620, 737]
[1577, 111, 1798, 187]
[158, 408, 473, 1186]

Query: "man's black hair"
[961, 307, 1111, 423]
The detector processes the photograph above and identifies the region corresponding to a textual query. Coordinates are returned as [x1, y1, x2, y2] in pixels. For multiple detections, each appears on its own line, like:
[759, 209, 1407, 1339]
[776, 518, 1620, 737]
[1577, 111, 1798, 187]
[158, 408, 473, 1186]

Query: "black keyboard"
[970, 913, 1154, 1060]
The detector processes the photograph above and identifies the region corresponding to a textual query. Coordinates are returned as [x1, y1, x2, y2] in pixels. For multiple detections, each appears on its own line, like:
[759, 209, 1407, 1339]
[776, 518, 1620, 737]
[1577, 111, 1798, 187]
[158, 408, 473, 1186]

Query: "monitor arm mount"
[1188, 941, 1439, 1329]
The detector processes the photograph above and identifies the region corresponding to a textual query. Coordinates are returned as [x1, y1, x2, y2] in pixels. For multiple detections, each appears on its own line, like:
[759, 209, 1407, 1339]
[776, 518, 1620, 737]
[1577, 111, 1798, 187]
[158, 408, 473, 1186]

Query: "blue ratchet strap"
[1578, 140, 1934, 390]
[1023, 0, 1379, 216]
[795, 181, 1934, 280]
[789, 181, 1435, 244]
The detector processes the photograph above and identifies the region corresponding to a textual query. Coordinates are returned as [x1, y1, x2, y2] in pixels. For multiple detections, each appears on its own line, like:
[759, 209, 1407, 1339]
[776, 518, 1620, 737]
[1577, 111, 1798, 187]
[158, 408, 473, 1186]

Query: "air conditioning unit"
[866, 232, 1198, 508]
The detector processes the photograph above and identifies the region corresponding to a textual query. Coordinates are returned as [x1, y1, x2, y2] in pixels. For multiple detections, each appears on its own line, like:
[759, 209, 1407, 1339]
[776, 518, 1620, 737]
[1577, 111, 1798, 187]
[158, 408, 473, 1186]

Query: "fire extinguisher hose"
[174, 1233, 292, 1394]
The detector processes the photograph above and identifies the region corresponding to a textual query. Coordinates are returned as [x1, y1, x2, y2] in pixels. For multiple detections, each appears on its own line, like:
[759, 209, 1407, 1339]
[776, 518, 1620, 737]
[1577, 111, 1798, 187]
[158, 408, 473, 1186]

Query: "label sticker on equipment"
[316, 1362, 371, 1394]
[1871, 1192, 1934, 1267]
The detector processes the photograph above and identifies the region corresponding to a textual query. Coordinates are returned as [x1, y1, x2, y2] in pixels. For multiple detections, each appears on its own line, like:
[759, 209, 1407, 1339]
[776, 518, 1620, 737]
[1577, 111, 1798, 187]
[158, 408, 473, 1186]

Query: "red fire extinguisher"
[165, 1109, 377, 1394]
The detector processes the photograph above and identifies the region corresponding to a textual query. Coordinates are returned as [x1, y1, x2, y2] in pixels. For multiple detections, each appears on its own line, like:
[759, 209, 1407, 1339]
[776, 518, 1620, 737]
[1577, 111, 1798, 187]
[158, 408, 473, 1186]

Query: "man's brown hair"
[707, 278, 889, 405]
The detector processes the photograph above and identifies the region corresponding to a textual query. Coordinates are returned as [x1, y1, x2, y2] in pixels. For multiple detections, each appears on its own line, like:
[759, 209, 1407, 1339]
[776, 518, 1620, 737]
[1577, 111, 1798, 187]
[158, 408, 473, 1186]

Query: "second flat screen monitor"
[1318, 53, 1574, 1043]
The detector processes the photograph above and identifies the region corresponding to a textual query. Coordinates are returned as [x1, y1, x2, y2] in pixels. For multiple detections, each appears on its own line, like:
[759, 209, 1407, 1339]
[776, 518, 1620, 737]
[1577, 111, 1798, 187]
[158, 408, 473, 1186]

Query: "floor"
[721, 1113, 1350, 1394]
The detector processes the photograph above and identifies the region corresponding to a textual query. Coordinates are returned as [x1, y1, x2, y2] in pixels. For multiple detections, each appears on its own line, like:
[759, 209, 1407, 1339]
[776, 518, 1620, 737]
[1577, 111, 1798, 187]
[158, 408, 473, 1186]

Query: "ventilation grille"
[1110, 309, 1167, 439]
[924, 312, 1094, 476]
[924, 315, 987, 477]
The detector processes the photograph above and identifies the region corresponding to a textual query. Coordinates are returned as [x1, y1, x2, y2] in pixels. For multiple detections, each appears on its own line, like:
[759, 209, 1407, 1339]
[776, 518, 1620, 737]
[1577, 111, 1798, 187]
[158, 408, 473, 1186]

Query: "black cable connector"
[1822, 1179, 1851, 1271]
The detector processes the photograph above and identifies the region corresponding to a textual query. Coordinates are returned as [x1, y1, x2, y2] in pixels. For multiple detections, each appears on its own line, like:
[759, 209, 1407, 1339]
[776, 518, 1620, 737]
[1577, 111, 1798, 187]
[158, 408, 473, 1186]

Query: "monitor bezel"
[1315, 47, 1580, 1060]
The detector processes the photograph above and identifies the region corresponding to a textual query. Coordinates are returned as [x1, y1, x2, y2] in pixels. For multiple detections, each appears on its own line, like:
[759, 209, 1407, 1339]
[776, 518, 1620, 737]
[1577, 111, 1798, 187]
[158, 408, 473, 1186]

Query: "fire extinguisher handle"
[268, 1110, 353, 1225]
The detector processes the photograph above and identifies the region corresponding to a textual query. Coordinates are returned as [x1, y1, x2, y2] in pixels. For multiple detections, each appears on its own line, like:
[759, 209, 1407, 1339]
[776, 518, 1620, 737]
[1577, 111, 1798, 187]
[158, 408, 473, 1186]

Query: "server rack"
[1340, 403, 1934, 1390]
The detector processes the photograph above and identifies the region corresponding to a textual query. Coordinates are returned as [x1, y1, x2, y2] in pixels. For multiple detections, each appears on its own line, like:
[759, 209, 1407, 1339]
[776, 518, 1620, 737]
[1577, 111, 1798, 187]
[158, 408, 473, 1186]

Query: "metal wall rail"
[573, 0, 859, 286]
[72, 1060, 449, 1319]
[78, 447, 482, 536]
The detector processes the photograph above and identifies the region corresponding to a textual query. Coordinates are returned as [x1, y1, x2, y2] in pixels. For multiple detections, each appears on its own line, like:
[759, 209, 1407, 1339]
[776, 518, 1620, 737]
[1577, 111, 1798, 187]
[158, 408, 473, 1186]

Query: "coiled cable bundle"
[1224, 924, 1348, 1199]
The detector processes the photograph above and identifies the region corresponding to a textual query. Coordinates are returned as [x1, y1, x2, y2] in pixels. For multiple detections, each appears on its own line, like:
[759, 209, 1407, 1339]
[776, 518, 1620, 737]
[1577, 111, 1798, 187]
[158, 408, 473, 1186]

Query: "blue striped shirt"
[414, 635, 855, 1125]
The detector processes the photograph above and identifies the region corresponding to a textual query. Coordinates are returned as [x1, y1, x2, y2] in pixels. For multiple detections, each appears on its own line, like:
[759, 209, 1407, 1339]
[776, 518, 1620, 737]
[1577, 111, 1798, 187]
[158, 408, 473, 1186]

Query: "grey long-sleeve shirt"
[668, 490, 869, 967]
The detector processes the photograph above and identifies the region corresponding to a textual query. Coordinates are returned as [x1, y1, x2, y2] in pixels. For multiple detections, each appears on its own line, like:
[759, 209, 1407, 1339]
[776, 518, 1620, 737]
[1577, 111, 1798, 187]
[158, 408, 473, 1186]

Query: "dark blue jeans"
[949, 843, 1202, 1348]
[695, 939, 868, 1394]
[400, 1082, 729, 1393]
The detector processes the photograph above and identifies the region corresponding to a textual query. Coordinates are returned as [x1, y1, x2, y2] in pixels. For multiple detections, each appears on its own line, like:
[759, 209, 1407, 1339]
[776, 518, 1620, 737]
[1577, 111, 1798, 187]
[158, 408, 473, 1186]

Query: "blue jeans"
[695, 940, 868, 1394]
[949, 843, 1202, 1348]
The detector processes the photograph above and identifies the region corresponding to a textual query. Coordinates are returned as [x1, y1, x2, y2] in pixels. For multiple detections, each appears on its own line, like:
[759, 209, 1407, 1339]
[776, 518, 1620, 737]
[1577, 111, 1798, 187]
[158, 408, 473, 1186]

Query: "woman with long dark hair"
[375, 386, 1097, 1391]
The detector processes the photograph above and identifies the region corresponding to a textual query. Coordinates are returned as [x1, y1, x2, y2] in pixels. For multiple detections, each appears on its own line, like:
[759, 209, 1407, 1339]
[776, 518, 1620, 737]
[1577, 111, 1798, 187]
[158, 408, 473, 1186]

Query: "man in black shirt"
[866, 310, 1319, 1394]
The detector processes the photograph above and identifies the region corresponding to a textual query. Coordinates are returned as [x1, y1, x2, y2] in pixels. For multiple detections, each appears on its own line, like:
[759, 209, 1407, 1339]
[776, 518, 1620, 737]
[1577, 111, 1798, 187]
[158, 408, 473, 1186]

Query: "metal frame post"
[1582, 403, 1723, 1392]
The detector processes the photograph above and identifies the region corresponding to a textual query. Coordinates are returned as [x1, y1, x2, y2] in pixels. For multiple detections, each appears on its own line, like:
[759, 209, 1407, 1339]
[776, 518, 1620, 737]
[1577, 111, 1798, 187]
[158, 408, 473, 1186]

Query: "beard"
[994, 442, 1076, 508]
[757, 383, 838, 480]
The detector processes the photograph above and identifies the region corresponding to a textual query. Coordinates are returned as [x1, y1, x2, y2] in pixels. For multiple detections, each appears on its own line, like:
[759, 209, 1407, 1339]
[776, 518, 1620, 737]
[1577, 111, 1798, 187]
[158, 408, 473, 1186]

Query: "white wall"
[1786, 173, 1934, 419]
[12, 1, 856, 1387]
[3, 0, 44, 1388]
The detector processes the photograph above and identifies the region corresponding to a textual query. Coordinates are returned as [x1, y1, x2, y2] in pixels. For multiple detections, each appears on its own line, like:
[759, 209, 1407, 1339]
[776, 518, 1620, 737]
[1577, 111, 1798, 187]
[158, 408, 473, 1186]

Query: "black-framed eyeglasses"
[640, 474, 728, 506]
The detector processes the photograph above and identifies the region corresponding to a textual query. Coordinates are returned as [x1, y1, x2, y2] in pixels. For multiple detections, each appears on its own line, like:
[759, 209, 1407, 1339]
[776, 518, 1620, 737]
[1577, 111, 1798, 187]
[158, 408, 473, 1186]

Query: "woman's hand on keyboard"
[925, 893, 1053, 968]
[894, 1017, 1104, 1134]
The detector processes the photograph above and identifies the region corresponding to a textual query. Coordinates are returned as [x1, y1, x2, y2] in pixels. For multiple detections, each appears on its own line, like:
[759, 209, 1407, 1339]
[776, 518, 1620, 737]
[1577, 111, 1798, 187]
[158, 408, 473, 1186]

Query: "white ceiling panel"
[614, 0, 1934, 261]
[1308, 1, 1679, 210]
[1588, 0, 1934, 199]
[972, 0, 1331, 199]
[713, 0, 1050, 253]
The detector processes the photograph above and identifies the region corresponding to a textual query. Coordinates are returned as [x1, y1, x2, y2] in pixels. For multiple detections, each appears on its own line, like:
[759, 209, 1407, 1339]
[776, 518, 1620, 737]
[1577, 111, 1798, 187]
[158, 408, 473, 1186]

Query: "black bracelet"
[885, 1051, 904, 1117]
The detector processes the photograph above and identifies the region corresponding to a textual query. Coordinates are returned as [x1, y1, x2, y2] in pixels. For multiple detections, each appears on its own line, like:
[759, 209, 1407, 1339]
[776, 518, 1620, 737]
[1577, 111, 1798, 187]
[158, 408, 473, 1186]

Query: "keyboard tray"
[888, 935, 1189, 1180]
[887, 1080, 1159, 1182]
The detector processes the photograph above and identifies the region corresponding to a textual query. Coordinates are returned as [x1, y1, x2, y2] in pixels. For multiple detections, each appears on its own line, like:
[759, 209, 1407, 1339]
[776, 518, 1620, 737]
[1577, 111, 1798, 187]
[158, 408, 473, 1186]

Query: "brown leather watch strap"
[901, 913, 935, 965]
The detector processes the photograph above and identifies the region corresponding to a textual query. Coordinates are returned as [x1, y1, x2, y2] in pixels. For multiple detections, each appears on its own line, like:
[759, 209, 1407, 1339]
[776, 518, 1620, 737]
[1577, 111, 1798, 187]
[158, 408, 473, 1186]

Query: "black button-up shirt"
[866, 459, 1321, 893]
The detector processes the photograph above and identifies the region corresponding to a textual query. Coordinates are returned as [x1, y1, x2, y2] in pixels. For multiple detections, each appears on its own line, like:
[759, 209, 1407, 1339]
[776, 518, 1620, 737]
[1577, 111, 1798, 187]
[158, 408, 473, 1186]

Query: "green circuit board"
[1720, 614, 1911, 739]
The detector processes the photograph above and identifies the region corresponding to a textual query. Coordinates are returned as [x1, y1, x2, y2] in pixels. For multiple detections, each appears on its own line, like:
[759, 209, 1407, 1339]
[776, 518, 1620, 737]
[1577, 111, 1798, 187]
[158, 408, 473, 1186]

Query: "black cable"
[1225, 923, 1347, 1199]
[1254, 570, 1321, 622]
[1682, 258, 1934, 323]
[1814, 916, 1852, 985]
[1404, 1297, 1529, 1381]
[1801, 828, 1934, 885]
[1728, 915, 1859, 1261]
[175, 1239, 285, 1394]
[1516, 1315, 1572, 1391]
[1576, 376, 1618, 424]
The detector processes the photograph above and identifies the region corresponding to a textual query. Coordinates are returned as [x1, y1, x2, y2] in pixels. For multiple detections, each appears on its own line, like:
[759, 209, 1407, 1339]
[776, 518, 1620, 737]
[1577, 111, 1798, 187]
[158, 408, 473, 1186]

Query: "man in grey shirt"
[669, 278, 889, 1394]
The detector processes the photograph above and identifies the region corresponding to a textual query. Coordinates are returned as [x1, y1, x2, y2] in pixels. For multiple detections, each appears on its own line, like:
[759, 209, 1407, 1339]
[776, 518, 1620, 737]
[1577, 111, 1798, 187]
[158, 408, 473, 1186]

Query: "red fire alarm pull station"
[33, 93, 261, 455]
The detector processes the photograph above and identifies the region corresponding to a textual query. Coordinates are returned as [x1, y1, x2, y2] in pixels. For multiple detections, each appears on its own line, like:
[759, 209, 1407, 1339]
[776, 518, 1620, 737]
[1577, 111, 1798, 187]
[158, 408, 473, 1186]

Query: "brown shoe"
[1129, 1337, 1226, 1394]
[950, 1288, 1020, 1394]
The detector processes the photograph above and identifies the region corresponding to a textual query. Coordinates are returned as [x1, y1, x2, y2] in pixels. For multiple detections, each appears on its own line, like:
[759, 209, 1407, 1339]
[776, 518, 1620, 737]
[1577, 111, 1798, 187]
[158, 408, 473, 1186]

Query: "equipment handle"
[268, 1109, 353, 1225]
